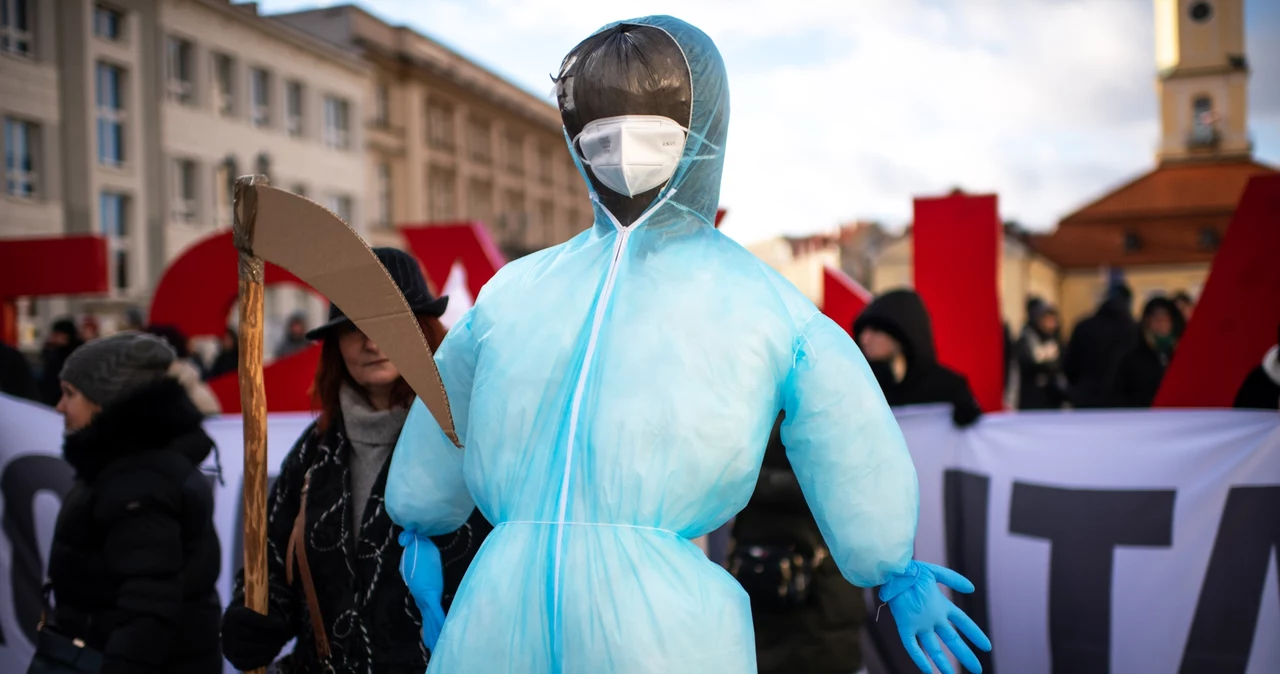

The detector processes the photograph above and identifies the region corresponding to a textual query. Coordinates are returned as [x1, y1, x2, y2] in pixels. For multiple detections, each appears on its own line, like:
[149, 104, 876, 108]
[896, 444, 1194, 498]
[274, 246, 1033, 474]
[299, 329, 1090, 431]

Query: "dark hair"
[1141, 296, 1186, 338]
[145, 324, 191, 358]
[51, 318, 79, 338]
[313, 315, 449, 433]
[1171, 291, 1193, 305]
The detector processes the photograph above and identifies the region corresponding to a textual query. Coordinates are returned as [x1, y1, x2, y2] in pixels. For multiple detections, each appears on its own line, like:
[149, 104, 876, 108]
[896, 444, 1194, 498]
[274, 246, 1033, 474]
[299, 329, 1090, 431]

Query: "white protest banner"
[0, 394, 1277, 673]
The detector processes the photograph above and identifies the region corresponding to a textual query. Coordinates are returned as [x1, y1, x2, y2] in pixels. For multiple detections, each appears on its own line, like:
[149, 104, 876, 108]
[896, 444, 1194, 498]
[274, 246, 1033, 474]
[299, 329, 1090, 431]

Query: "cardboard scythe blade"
[245, 183, 460, 447]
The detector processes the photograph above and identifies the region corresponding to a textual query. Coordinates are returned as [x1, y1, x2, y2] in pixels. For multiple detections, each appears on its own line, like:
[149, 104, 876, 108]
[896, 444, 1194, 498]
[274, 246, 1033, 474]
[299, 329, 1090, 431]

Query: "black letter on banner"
[1009, 483, 1175, 674]
[1179, 486, 1280, 674]
[2, 455, 75, 646]
[944, 470, 995, 674]
[232, 476, 277, 577]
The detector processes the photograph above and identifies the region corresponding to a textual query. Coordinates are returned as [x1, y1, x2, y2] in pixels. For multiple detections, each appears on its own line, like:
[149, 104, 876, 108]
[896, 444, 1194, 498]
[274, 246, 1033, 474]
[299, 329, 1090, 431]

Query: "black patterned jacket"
[229, 418, 491, 674]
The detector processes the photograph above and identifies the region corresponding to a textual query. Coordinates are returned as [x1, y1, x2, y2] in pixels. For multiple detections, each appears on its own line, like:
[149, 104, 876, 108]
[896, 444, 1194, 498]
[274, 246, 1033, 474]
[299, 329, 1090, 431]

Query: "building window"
[373, 83, 390, 128]
[213, 158, 234, 226]
[468, 179, 492, 225]
[166, 37, 194, 105]
[538, 200, 554, 241]
[468, 116, 492, 164]
[1190, 96, 1217, 147]
[1189, 2, 1213, 23]
[93, 4, 122, 41]
[100, 191, 130, 291]
[325, 193, 352, 223]
[565, 160, 580, 194]
[1197, 226, 1221, 251]
[250, 68, 271, 128]
[212, 53, 235, 118]
[428, 166, 456, 222]
[375, 162, 392, 228]
[95, 62, 126, 167]
[4, 117, 37, 197]
[426, 98, 454, 151]
[1, 0, 32, 56]
[285, 80, 304, 137]
[504, 133, 524, 176]
[537, 146, 553, 185]
[501, 189, 525, 237]
[323, 96, 350, 150]
[171, 158, 198, 223]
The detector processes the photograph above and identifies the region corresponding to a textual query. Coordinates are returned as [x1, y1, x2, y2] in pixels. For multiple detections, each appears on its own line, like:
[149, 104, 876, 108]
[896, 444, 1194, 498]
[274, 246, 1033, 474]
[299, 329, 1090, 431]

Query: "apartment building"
[0, 0, 368, 349]
[275, 4, 591, 260]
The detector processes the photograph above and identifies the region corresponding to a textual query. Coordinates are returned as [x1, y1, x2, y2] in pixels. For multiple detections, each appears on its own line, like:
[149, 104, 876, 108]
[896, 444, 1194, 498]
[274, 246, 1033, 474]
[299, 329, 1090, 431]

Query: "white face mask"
[573, 115, 688, 198]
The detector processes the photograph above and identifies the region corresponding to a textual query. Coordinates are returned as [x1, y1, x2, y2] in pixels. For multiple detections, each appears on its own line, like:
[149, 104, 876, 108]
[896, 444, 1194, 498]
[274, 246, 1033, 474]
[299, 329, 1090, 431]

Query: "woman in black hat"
[220, 247, 492, 674]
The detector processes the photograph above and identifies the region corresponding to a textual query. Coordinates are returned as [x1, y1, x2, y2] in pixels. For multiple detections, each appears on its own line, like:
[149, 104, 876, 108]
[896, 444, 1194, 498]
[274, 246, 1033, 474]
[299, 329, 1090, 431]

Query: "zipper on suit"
[550, 191, 674, 630]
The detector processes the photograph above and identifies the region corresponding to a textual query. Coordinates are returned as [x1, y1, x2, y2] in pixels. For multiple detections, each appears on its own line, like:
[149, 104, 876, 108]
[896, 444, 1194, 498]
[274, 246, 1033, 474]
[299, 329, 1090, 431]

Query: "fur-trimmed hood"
[62, 376, 213, 482]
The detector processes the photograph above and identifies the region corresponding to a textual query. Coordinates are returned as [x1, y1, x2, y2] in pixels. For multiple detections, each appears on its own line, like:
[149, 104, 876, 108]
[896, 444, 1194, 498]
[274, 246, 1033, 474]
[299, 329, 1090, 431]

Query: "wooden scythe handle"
[233, 174, 269, 674]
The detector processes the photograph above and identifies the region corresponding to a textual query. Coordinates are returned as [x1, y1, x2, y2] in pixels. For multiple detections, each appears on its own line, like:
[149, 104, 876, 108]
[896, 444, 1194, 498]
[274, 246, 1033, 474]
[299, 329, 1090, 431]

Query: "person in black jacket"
[39, 318, 83, 405]
[1112, 296, 1185, 408]
[0, 340, 40, 402]
[732, 412, 867, 674]
[1064, 283, 1136, 408]
[852, 288, 983, 426]
[204, 327, 239, 381]
[46, 332, 223, 673]
[220, 248, 490, 674]
[1233, 323, 1280, 410]
[1015, 298, 1067, 410]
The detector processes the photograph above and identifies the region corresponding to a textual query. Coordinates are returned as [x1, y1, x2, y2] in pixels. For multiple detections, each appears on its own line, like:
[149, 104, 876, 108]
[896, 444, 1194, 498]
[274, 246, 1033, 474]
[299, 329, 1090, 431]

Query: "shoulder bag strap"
[285, 470, 332, 664]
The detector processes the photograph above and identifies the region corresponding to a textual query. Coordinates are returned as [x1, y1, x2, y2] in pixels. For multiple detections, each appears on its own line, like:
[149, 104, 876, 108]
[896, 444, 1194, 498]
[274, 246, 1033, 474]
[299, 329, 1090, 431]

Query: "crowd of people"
[2, 270, 1277, 672]
[3, 264, 1277, 673]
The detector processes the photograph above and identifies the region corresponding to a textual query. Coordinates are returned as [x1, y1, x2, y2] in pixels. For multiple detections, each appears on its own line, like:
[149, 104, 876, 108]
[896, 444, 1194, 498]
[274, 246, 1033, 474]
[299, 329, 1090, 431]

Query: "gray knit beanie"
[60, 331, 176, 407]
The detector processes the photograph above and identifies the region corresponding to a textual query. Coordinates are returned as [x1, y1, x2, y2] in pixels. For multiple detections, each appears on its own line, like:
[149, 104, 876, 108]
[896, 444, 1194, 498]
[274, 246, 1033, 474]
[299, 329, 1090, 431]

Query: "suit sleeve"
[779, 312, 918, 588]
[95, 468, 186, 673]
[387, 308, 480, 536]
[228, 431, 307, 635]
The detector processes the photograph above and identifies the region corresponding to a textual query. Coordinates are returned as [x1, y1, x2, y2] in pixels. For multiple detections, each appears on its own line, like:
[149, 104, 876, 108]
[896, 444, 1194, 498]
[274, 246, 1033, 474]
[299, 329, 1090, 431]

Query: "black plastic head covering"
[555, 16, 729, 230]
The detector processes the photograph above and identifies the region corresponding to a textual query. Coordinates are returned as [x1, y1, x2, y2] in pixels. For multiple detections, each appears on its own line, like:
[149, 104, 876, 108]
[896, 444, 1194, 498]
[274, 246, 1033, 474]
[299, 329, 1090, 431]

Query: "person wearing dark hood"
[205, 327, 239, 380]
[852, 288, 983, 427]
[221, 247, 491, 674]
[39, 332, 223, 673]
[275, 311, 311, 360]
[0, 339, 40, 402]
[39, 318, 83, 405]
[732, 412, 868, 674]
[1233, 323, 1280, 410]
[1015, 298, 1067, 410]
[1111, 296, 1185, 408]
[1063, 283, 1136, 408]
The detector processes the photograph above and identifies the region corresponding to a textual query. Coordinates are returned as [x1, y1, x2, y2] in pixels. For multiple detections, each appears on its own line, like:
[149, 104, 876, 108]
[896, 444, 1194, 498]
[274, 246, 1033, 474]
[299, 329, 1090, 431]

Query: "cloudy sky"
[259, 0, 1280, 244]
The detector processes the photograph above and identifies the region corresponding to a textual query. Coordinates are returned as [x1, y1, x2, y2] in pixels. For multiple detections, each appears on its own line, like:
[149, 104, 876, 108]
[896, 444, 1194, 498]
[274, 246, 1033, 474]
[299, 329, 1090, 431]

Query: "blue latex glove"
[399, 530, 447, 651]
[880, 560, 993, 674]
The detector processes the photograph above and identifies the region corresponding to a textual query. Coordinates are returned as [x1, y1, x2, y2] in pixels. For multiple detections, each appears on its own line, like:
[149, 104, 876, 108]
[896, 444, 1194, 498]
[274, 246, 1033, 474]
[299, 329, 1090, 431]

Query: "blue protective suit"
[387, 16, 922, 673]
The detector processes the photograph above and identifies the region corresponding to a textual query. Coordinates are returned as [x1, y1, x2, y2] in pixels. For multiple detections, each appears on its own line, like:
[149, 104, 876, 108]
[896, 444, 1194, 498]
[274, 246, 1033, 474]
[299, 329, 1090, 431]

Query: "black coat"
[39, 342, 80, 405]
[733, 414, 864, 674]
[0, 341, 40, 402]
[1111, 339, 1173, 408]
[1233, 348, 1280, 410]
[854, 290, 983, 426]
[228, 417, 491, 674]
[48, 377, 223, 673]
[1064, 298, 1137, 408]
[1015, 326, 1066, 410]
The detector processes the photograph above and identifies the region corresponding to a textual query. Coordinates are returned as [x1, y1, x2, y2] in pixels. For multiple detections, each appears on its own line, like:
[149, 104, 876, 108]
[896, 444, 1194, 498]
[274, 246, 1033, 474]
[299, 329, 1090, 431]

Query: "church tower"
[1154, 0, 1252, 163]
